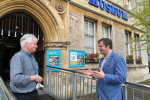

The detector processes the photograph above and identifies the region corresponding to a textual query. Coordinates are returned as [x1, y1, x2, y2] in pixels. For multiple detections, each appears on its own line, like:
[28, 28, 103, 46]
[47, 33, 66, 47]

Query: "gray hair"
[20, 34, 38, 48]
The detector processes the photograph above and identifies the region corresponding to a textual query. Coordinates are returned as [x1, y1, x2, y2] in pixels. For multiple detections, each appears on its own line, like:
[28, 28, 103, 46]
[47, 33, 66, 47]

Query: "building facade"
[0, 0, 149, 83]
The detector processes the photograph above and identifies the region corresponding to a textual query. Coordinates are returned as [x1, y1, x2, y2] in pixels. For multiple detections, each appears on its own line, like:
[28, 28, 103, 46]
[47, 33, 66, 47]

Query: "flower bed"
[85, 52, 99, 63]
[126, 55, 142, 64]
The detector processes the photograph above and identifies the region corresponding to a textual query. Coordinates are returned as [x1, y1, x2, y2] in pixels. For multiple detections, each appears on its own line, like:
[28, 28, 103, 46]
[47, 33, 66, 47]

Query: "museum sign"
[88, 0, 128, 21]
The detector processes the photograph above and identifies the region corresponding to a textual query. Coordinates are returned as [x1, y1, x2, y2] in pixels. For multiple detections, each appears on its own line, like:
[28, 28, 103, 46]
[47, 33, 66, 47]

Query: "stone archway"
[0, 0, 66, 41]
[0, 0, 67, 83]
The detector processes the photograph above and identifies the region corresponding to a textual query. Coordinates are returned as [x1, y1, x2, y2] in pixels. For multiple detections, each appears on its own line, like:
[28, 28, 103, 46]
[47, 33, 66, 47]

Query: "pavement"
[38, 90, 56, 100]
[5, 82, 56, 100]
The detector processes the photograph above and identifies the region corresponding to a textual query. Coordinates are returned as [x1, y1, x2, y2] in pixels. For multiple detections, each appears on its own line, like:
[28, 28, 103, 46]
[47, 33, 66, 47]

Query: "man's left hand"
[92, 68, 105, 79]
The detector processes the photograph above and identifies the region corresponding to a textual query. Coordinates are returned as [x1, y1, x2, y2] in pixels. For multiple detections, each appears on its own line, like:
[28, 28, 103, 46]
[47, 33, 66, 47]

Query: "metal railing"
[44, 66, 150, 100]
[0, 76, 17, 100]
[123, 82, 150, 100]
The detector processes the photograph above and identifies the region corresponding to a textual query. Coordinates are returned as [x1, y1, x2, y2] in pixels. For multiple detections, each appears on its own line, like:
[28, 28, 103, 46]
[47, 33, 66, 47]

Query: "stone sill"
[127, 64, 148, 68]
[85, 63, 99, 64]
[69, 67, 98, 70]
[69, 64, 149, 70]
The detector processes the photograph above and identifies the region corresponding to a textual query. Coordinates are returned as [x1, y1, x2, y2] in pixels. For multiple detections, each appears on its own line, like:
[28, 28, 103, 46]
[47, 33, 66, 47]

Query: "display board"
[47, 50, 61, 70]
[69, 50, 85, 67]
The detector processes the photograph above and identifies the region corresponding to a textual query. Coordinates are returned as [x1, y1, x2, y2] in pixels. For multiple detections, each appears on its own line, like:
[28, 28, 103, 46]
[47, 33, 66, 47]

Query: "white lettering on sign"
[45, 0, 49, 5]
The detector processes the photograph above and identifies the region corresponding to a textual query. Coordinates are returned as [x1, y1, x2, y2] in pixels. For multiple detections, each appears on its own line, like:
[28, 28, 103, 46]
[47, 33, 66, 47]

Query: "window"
[84, 19, 95, 53]
[102, 25, 110, 38]
[134, 34, 139, 58]
[125, 32, 130, 55]
[128, 0, 131, 10]
[121, 0, 124, 6]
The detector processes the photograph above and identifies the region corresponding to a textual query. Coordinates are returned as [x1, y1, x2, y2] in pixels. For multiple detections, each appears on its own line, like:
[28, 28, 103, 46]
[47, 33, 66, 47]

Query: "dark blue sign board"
[47, 50, 61, 71]
[69, 50, 85, 67]
[88, 0, 128, 21]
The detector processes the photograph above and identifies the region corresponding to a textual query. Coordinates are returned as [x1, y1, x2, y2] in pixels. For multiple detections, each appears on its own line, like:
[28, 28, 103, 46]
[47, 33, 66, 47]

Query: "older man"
[10, 34, 43, 100]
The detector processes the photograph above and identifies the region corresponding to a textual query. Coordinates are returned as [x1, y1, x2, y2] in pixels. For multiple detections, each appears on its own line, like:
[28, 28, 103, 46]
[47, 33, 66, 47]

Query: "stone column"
[97, 20, 102, 58]
[131, 31, 136, 65]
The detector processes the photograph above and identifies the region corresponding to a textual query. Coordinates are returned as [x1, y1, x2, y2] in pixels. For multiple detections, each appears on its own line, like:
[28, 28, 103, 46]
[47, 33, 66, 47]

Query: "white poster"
[70, 52, 77, 62]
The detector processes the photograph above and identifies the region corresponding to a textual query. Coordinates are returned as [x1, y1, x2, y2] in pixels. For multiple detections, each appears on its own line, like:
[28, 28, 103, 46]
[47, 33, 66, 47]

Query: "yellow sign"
[70, 61, 77, 65]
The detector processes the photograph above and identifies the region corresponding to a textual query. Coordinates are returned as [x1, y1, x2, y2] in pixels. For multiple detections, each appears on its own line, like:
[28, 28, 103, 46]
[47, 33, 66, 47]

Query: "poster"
[69, 50, 85, 67]
[77, 56, 84, 65]
[70, 52, 77, 65]
[47, 50, 61, 70]
[49, 55, 59, 65]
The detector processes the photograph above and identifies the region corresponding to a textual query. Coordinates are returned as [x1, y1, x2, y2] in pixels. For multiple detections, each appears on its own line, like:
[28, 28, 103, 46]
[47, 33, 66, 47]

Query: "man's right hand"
[83, 68, 93, 76]
[30, 75, 43, 83]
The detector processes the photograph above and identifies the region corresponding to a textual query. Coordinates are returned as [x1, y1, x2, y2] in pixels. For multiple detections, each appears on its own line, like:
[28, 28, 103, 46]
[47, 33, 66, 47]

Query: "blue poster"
[47, 50, 61, 71]
[69, 50, 85, 67]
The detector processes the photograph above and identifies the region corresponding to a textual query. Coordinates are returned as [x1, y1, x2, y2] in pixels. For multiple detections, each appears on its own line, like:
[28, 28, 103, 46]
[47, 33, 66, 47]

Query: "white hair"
[20, 34, 38, 48]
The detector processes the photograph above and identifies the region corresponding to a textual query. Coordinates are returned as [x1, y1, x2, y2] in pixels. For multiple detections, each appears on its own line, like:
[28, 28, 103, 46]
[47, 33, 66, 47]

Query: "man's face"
[26, 39, 38, 53]
[98, 41, 109, 55]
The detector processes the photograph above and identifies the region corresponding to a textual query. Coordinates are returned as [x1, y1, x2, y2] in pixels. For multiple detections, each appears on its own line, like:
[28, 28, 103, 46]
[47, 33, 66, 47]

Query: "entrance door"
[0, 12, 44, 82]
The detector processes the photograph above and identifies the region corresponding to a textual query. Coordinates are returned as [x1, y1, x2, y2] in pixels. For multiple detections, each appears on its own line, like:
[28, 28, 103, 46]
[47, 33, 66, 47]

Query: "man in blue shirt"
[10, 34, 43, 100]
[83, 38, 127, 100]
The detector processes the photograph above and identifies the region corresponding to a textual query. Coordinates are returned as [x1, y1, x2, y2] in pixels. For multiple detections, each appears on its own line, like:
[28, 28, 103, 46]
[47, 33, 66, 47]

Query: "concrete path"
[38, 90, 56, 100]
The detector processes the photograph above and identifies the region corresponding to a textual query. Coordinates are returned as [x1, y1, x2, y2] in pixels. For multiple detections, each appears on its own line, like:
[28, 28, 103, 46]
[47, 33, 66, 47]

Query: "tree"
[129, 0, 150, 52]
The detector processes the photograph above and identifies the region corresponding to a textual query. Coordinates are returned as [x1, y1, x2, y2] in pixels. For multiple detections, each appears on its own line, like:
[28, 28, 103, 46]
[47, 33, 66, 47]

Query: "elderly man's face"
[26, 39, 38, 53]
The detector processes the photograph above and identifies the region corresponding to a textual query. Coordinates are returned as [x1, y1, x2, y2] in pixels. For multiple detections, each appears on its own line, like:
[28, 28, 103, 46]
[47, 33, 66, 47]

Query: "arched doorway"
[0, 12, 44, 82]
[0, 0, 67, 85]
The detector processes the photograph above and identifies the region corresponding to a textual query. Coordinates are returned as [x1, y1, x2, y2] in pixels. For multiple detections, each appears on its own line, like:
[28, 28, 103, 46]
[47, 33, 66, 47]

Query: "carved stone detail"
[44, 44, 68, 49]
[54, 1, 66, 14]
[46, 0, 66, 14]
[55, 2, 63, 12]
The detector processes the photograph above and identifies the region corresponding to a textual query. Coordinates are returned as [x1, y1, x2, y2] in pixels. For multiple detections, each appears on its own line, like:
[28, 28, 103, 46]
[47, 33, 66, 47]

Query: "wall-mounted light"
[14, 32, 17, 37]
[1, 30, 3, 35]
[8, 31, 10, 36]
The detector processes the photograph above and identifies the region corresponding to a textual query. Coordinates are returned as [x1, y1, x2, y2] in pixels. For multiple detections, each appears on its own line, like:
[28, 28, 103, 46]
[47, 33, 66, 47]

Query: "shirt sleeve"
[104, 57, 127, 84]
[10, 54, 31, 85]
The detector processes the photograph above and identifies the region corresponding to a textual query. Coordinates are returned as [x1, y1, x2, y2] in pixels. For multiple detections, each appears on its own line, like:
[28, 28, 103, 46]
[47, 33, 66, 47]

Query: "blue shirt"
[101, 51, 112, 70]
[10, 49, 38, 93]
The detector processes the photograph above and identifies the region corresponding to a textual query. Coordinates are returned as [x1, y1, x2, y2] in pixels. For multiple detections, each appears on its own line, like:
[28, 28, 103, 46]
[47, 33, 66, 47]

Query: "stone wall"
[140, 35, 149, 65]
[69, 11, 84, 50]
[69, 63, 150, 83]
[127, 65, 150, 83]
[112, 26, 126, 58]
[127, 66, 149, 76]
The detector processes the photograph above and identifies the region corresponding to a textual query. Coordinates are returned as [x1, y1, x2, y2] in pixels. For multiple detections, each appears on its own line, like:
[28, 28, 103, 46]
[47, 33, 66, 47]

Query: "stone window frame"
[84, 19, 96, 53]
[125, 31, 131, 55]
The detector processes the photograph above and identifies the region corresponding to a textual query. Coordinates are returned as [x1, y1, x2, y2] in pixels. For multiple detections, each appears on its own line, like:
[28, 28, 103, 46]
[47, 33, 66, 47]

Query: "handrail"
[125, 82, 150, 89]
[47, 65, 150, 89]
[46, 65, 84, 75]
[0, 76, 17, 100]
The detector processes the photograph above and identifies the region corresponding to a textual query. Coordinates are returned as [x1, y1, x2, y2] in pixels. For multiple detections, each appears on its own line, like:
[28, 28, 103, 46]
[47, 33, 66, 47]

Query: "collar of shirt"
[102, 51, 112, 60]
[21, 49, 32, 57]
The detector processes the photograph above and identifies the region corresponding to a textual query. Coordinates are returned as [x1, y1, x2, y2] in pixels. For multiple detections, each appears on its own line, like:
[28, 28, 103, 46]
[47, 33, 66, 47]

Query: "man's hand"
[30, 75, 43, 83]
[92, 68, 105, 79]
[83, 68, 93, 76]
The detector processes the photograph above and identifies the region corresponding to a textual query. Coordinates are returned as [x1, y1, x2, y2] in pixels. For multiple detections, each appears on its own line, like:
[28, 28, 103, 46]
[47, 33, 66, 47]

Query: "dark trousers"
[13, 90, 38, 100]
